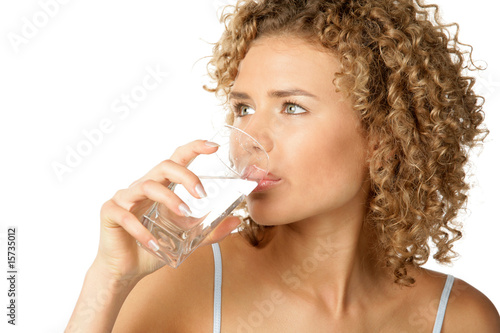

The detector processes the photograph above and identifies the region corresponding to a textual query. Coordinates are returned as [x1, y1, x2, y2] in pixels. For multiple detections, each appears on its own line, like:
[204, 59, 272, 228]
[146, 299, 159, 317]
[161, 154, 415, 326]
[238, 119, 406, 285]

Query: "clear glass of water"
[138, 124, 269, 268]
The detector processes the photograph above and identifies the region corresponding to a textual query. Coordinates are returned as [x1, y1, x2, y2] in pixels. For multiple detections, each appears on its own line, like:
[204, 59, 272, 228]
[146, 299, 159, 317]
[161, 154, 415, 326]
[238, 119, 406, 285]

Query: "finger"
[117, 164, 206, 208]
[170, 139, 220, 166]
[128, 140, 218, 190]
[201, 216, 242, 246]
[101, 200, 160, 252]
[143, 160, 208, 197]
[115, 179, 193, 217]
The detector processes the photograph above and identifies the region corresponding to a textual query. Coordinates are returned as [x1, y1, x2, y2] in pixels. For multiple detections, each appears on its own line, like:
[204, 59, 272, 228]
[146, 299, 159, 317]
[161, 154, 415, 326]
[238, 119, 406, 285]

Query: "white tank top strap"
[432, 274, 455, 333]
[212, 243, 222, 333]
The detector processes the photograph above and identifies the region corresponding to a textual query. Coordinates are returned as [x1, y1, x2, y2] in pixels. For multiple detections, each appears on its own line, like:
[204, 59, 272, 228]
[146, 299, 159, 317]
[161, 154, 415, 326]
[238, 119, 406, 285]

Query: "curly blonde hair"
[204, 0, 487, 285]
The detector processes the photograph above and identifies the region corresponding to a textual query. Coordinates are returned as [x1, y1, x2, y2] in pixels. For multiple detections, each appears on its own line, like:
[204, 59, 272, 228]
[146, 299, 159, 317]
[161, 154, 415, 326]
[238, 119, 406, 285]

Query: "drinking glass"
[137, 125, 269, 268]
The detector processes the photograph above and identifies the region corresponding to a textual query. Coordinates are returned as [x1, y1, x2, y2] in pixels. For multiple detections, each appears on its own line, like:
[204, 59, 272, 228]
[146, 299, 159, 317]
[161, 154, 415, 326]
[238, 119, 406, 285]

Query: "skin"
[66, 36, 500, 333]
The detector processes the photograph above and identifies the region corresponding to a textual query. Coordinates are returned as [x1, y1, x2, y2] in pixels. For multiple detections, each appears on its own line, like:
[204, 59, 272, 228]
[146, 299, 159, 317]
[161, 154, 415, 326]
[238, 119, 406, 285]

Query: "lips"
[252, 172, 281, 193]
[261, 172, 280, 181]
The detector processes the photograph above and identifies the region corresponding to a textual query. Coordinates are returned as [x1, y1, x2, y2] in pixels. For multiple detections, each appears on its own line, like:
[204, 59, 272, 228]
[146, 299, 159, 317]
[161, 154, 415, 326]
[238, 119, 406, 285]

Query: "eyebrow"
[229, 88, 318, 100]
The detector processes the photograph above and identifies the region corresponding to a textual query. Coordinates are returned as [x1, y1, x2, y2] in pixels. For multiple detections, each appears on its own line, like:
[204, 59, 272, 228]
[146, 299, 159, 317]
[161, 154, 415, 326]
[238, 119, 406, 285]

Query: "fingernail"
[205, 141, 220, 147]
[148, 240, 160, 252]
[178, 203, 192, 217]
[195, 184, 207, 198]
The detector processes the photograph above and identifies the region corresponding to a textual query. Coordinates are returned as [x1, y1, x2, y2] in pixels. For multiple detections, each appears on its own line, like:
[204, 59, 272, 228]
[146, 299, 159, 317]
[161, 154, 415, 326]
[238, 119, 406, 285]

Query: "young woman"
[66, 0, 500, 331]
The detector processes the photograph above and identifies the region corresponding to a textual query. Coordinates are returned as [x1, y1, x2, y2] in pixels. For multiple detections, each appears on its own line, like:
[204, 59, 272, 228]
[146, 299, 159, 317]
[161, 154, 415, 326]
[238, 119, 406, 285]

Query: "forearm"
[65, 262, 141, 333]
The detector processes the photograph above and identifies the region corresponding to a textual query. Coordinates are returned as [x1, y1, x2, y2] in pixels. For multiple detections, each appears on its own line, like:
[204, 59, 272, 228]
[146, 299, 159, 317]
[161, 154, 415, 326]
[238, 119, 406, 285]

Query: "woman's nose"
[239, 114, 274, 154]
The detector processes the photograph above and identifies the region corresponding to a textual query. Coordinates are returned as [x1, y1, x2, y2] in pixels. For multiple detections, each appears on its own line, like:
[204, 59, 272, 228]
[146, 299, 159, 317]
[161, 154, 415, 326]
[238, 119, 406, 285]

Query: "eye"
[233, 103, 255, 117]
[284, 103, 307, 115]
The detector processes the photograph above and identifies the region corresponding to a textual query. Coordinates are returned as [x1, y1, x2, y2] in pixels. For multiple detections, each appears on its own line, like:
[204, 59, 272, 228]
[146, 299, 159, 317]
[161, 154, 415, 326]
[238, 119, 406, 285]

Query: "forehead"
[233, 36, 340, 92]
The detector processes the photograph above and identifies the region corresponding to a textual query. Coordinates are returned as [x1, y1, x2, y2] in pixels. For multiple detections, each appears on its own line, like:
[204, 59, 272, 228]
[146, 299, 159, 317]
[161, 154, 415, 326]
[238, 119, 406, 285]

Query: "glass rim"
[214, 124, 270, 179]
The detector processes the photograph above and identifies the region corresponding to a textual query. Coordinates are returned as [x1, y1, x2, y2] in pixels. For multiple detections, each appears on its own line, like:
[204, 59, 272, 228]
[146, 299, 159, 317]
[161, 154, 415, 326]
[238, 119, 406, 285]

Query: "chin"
[248, 207, 279, 226]
[247, 211, 273, 226]
[246, 200, 275, 226]
[246, 201, 291, 226]
[246, 187, 306, 225]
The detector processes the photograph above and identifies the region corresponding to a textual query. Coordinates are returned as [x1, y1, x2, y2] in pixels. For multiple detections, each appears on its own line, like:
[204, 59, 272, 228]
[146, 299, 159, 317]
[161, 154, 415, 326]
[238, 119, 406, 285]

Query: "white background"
[0, 0, 498, 331]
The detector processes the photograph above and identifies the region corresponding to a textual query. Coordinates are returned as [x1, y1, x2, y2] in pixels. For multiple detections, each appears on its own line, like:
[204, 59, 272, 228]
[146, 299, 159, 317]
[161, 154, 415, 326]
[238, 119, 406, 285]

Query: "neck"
[259, 191, 389, 314]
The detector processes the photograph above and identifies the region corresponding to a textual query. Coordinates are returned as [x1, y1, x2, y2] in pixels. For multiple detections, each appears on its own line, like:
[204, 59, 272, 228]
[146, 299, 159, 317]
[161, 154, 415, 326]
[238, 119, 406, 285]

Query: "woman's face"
[230, 36, 370, 226]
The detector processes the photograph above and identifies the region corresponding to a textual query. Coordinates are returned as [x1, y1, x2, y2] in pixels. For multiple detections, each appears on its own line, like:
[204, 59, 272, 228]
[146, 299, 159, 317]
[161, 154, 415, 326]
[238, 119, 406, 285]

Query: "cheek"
[247, 123, 368, 225]
[296, 127, 364, 174]
[290, 127, 368, 203]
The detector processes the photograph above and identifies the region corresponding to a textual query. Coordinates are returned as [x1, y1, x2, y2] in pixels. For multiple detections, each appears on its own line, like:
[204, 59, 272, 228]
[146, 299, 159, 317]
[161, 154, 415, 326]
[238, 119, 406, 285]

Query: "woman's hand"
[93, 139, 241, 281]
[66, 140, 242, 333]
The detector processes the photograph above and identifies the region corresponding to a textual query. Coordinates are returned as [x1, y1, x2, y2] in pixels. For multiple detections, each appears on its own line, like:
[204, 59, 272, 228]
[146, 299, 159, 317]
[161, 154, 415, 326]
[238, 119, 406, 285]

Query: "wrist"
[66, 259, 142, 333]
[87, 257, 143, 294]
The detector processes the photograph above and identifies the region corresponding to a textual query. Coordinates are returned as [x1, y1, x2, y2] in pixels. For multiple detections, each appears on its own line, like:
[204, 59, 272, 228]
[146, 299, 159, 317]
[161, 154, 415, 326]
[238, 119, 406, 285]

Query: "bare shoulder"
[396, 269, 498, 332]
[112, 244, 217, 332]
[443, 275, 500, 332]
[411, 269, 500, 332]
